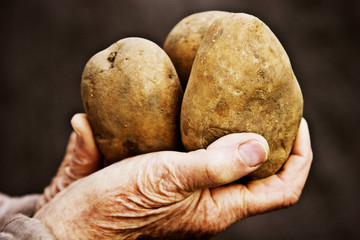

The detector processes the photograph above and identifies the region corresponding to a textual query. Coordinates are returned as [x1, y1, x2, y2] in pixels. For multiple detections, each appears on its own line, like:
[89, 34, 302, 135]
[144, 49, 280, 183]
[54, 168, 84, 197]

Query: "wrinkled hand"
[34, 119, 312, 240]
[35, 114, 101, 211]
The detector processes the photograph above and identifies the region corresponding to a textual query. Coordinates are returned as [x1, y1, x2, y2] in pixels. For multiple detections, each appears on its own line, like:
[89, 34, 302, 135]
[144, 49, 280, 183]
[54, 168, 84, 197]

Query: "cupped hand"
[35, 114, 101, 211]
[34, 119, 312, 240]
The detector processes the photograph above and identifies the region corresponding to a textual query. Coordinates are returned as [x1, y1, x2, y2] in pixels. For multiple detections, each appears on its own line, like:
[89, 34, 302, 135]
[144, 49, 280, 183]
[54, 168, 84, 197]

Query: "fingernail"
[238, 141, 268, 167]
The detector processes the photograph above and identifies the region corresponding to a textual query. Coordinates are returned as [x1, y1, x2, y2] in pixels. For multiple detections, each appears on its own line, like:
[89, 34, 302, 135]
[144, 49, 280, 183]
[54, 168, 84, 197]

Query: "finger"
[275, 118, 313, 192]
[289, 118, 312, 158]
[210, 118, 313, 221]
[71, 113, 100, 162]
[168, 133, 269, 192]
[54, 132, 77, 173]
[69, 113, 101, 177]
[36, 114, 101, 212]
[35, 132, 78, 211]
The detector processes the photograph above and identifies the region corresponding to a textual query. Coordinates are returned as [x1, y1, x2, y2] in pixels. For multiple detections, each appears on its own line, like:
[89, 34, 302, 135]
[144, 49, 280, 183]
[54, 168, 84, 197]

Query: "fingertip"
[70, 113, 101, 162]
[299, 118, 309, 135]
[71, 114, 94, 146]
[292, 118, 312, 159]
[70, 113, 88, 137]
[179, 133, 270, 191]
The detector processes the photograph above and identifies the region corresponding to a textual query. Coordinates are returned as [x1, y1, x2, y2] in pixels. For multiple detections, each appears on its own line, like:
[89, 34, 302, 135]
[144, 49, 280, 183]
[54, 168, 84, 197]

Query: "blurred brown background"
[0, 0, 359, 239]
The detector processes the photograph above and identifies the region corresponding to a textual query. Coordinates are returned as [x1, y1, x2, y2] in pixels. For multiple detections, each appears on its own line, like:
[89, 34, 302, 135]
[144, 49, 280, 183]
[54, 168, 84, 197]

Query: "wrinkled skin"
[36, 114, 101, 211]
[34, 115, 312, 240]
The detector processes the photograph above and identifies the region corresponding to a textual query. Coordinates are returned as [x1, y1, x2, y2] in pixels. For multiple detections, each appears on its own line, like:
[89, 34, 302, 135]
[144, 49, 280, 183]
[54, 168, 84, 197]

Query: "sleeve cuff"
[0, 193, 41, 229]
[1, 214, 55, 240]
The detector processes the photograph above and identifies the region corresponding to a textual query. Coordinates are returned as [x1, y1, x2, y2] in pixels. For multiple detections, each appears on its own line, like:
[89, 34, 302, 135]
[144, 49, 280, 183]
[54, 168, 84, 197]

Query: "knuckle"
[157, 158, 190, 197]
[135, 155, 188, 206]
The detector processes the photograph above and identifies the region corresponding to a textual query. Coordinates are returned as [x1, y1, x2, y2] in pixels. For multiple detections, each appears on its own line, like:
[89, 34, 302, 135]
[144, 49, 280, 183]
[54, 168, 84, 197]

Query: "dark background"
[0, 0, 359, 239]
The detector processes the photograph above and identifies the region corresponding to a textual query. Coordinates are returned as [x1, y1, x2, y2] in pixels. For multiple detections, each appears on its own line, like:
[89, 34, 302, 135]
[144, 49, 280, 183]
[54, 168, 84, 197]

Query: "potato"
[180, 13, 303, 179]
[163, 11, 229, 89]
[81, 37, 183, 164]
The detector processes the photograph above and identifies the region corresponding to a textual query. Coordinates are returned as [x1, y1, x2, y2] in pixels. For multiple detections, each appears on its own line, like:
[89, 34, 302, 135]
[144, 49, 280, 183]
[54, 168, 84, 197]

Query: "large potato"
[180, 13, 303, 179]
[163, 11, 229, 89]
[81, 37, 183, 164]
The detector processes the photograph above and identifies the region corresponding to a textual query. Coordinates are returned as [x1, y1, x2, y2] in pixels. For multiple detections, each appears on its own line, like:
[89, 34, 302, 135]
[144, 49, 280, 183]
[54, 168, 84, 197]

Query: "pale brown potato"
[180, 13, 303, 179]
[163, 11, 230, 89]
[81, 37, 183, 164]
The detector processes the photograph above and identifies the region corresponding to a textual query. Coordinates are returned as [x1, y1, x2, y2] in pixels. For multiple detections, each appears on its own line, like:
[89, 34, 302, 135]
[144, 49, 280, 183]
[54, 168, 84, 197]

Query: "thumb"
[174, 133, 269, 192]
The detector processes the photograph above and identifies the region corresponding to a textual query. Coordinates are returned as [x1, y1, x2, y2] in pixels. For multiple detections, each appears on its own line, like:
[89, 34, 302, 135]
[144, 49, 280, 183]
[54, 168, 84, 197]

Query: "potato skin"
[163, 11, 229, 89]
[81, 37, 183, 164]
[180, 13, 303, 179]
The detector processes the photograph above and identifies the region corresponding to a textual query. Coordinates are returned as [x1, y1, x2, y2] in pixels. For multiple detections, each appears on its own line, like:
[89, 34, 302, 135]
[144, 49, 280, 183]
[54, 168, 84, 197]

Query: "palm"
[34, 119, 312, 240]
